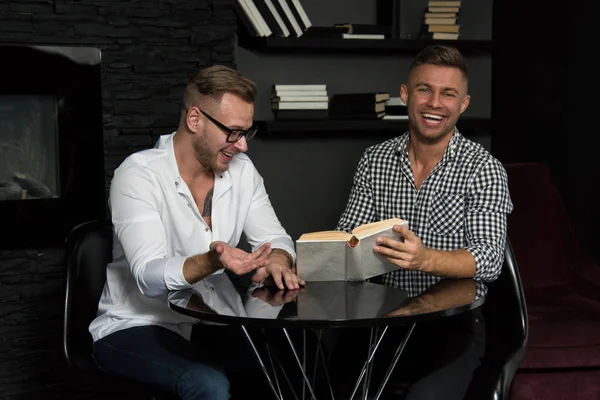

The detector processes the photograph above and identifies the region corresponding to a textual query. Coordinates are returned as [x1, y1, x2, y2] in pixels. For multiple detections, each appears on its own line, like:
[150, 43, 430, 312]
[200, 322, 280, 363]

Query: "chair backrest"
[63, 219, 113, 371]
[466, 239, 529, 400]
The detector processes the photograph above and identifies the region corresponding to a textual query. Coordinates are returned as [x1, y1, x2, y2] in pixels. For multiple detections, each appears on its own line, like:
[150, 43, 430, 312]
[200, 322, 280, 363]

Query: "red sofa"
[504, 162, 600, 399]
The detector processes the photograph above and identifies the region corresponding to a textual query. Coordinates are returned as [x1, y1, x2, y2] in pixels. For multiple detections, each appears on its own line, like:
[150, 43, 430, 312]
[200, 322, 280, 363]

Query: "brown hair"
[409, 45, 468, 82]
[183, 65, 257, 109]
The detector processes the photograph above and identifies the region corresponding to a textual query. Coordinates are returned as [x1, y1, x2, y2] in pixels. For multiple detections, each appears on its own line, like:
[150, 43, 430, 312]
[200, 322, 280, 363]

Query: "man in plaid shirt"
[338, 46, 512, 292]
[332, 45, 513, 399]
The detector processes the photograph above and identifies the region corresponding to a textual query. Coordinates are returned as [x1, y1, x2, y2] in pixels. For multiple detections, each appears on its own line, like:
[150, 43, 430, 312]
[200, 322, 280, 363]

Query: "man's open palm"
[209, 241, 271, 276]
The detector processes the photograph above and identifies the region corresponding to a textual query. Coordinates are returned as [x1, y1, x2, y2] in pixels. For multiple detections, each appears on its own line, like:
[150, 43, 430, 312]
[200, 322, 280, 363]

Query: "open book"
[296, 218, 408, 282]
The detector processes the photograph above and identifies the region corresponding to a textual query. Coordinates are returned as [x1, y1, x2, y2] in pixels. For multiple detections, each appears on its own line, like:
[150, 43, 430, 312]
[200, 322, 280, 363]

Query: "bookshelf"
[255, 117, 491, 138]
[237, 0, 492, 123]
[238, 35, 491, 54]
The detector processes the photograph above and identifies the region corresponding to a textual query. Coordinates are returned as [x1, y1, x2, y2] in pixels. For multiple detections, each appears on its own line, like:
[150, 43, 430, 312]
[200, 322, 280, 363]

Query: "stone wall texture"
[0, 1, 237, 397]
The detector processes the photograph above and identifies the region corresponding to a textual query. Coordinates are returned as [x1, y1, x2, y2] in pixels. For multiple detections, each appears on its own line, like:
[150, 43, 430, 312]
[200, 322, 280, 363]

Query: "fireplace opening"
[0, 95, 60, 201]
[0, 45, 106, 250]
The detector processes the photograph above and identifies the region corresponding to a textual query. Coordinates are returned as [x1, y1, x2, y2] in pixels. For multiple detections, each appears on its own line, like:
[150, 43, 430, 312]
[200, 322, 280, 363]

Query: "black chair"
[465, 239, 529, 400]
[63, 219, 177, 400]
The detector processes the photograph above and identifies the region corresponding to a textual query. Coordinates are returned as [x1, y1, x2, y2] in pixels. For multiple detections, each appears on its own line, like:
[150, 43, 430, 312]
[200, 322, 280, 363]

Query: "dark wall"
[0, 1, 236, 398]
[492, 0, 600, 264]
[562, 3, 599, 265]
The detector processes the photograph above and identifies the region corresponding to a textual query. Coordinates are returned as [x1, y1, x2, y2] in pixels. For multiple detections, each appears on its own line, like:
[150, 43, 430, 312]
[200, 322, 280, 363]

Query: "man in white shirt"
[90, 65, 303, 400]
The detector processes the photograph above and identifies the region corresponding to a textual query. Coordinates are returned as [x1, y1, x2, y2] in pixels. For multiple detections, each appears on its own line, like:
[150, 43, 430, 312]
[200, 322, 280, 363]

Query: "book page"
[352, 218, 406, 239]
[297, 230, 350, 241]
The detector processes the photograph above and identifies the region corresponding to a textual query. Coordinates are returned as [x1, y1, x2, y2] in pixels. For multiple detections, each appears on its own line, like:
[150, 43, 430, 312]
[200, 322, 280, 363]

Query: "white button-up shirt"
[89, 133, 295, 342]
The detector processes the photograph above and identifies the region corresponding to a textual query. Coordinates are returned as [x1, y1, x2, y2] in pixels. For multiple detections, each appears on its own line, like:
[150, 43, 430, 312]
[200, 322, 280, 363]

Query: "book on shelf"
[330, 100, 386, 114]
[273, 89, 328, 97]
[428, 6, 460, 13]
[429, 0, 462, 7]
[331, 92, 391, 103]
[424, 18, 457, 25]
[334, 23, 391, 36]
[302, 26, 348, 38]
[386, 97, 405, 106]
[272, 95, 329, 102]
[432, 32, 459, 40]
[329, 111, 385, 120]
[424, 12, 457, 18]
[273, 84, 327, 91]
[385, 97, 407, 116]
[234, 0, 263, 37]
[296, 218, 408, 281]
[245, 0, 272, 36]
[382, 115, 409, 120]
[287, 0, 312, 31]
[273, 0, 304, 37]
[428, 24, 460, 33]
[274, 110, 328, 120]
[272, 101, 328, 110]
[255, 0, 290, 37]
[342, 33, 385, 40]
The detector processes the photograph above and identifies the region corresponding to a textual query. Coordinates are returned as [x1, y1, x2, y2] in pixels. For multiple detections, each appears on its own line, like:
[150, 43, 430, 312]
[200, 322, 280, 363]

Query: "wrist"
[269, 248, 293, 268]
[420, 247, 435, 274]
[183, 253, 221, 284]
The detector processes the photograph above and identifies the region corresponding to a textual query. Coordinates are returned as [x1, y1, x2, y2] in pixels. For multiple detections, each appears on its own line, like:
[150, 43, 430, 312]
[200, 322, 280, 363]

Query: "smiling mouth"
[422, 113, 444, 121]
[221, 150, 234, 158]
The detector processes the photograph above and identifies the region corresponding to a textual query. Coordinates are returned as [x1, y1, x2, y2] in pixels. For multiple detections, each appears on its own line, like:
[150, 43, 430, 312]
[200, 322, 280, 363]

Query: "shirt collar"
[158, 132, 233, 194]
[396, 127, 462, 162]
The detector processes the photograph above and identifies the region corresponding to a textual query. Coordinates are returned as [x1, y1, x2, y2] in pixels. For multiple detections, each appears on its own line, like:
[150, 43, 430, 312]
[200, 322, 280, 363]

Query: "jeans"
[92, 324, 260, 400]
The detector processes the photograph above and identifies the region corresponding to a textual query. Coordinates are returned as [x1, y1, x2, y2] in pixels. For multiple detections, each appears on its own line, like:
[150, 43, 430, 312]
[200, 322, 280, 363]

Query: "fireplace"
[0, 45, 106, 249]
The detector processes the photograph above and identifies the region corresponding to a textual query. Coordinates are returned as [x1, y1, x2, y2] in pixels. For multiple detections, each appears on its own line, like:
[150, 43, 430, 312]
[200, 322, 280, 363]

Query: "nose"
[233, 136, 248, 153]
[427, 92, 442, 108]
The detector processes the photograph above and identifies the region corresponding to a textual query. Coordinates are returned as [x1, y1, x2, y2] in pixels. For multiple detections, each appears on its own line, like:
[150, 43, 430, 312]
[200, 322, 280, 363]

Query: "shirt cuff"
[466, 244, 499, 282]
[164, 256, 193, 291]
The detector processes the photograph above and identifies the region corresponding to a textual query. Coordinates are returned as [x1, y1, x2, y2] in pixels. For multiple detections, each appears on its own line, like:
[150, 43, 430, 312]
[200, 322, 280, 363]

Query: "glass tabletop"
[168, 272, 487, 329]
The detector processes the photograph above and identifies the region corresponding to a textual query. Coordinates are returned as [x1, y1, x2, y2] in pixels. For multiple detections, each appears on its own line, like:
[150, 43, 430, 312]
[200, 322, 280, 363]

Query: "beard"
[192, 129, 225, 173]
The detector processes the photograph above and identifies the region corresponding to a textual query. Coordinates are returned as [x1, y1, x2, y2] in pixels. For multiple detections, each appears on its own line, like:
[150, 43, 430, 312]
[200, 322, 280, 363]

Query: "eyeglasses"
[199, 109, 257, 143]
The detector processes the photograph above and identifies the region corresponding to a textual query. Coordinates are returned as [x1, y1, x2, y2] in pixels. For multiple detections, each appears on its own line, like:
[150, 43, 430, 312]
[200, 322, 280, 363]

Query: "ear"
[459, 94, 471, 114]
[185, 106, 203, 133]
[400, 84, 409, 106]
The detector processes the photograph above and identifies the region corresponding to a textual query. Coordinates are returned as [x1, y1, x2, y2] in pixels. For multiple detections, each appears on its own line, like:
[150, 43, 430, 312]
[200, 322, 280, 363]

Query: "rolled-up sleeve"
[242, 169, 296, 261]
[465, 159, 513, 282]
[110, 164, 192, 297]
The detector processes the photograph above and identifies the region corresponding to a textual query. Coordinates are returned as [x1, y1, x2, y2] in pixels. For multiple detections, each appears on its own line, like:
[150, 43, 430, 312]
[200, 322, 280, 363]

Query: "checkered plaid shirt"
[336, 130, 513, 292]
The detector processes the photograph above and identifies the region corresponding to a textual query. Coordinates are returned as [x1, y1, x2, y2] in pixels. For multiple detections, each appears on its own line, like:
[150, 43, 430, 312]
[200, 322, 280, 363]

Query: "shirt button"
[205, 228, 209, 232]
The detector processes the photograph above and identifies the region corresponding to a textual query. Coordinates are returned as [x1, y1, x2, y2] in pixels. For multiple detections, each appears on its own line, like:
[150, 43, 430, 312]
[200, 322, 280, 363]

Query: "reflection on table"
[168, 273, 487, 329]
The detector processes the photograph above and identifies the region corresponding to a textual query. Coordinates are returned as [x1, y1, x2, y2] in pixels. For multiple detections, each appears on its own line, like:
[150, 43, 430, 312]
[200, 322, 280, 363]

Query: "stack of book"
[334, 23, 387, 40]
[299, 24, 386, 40]
[423, 0, 462, 40]
[382, 97, 408, 120]
[272, 84, 329, 120]
[329, 92, 390, 120]
[235, 0, 312, 38]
